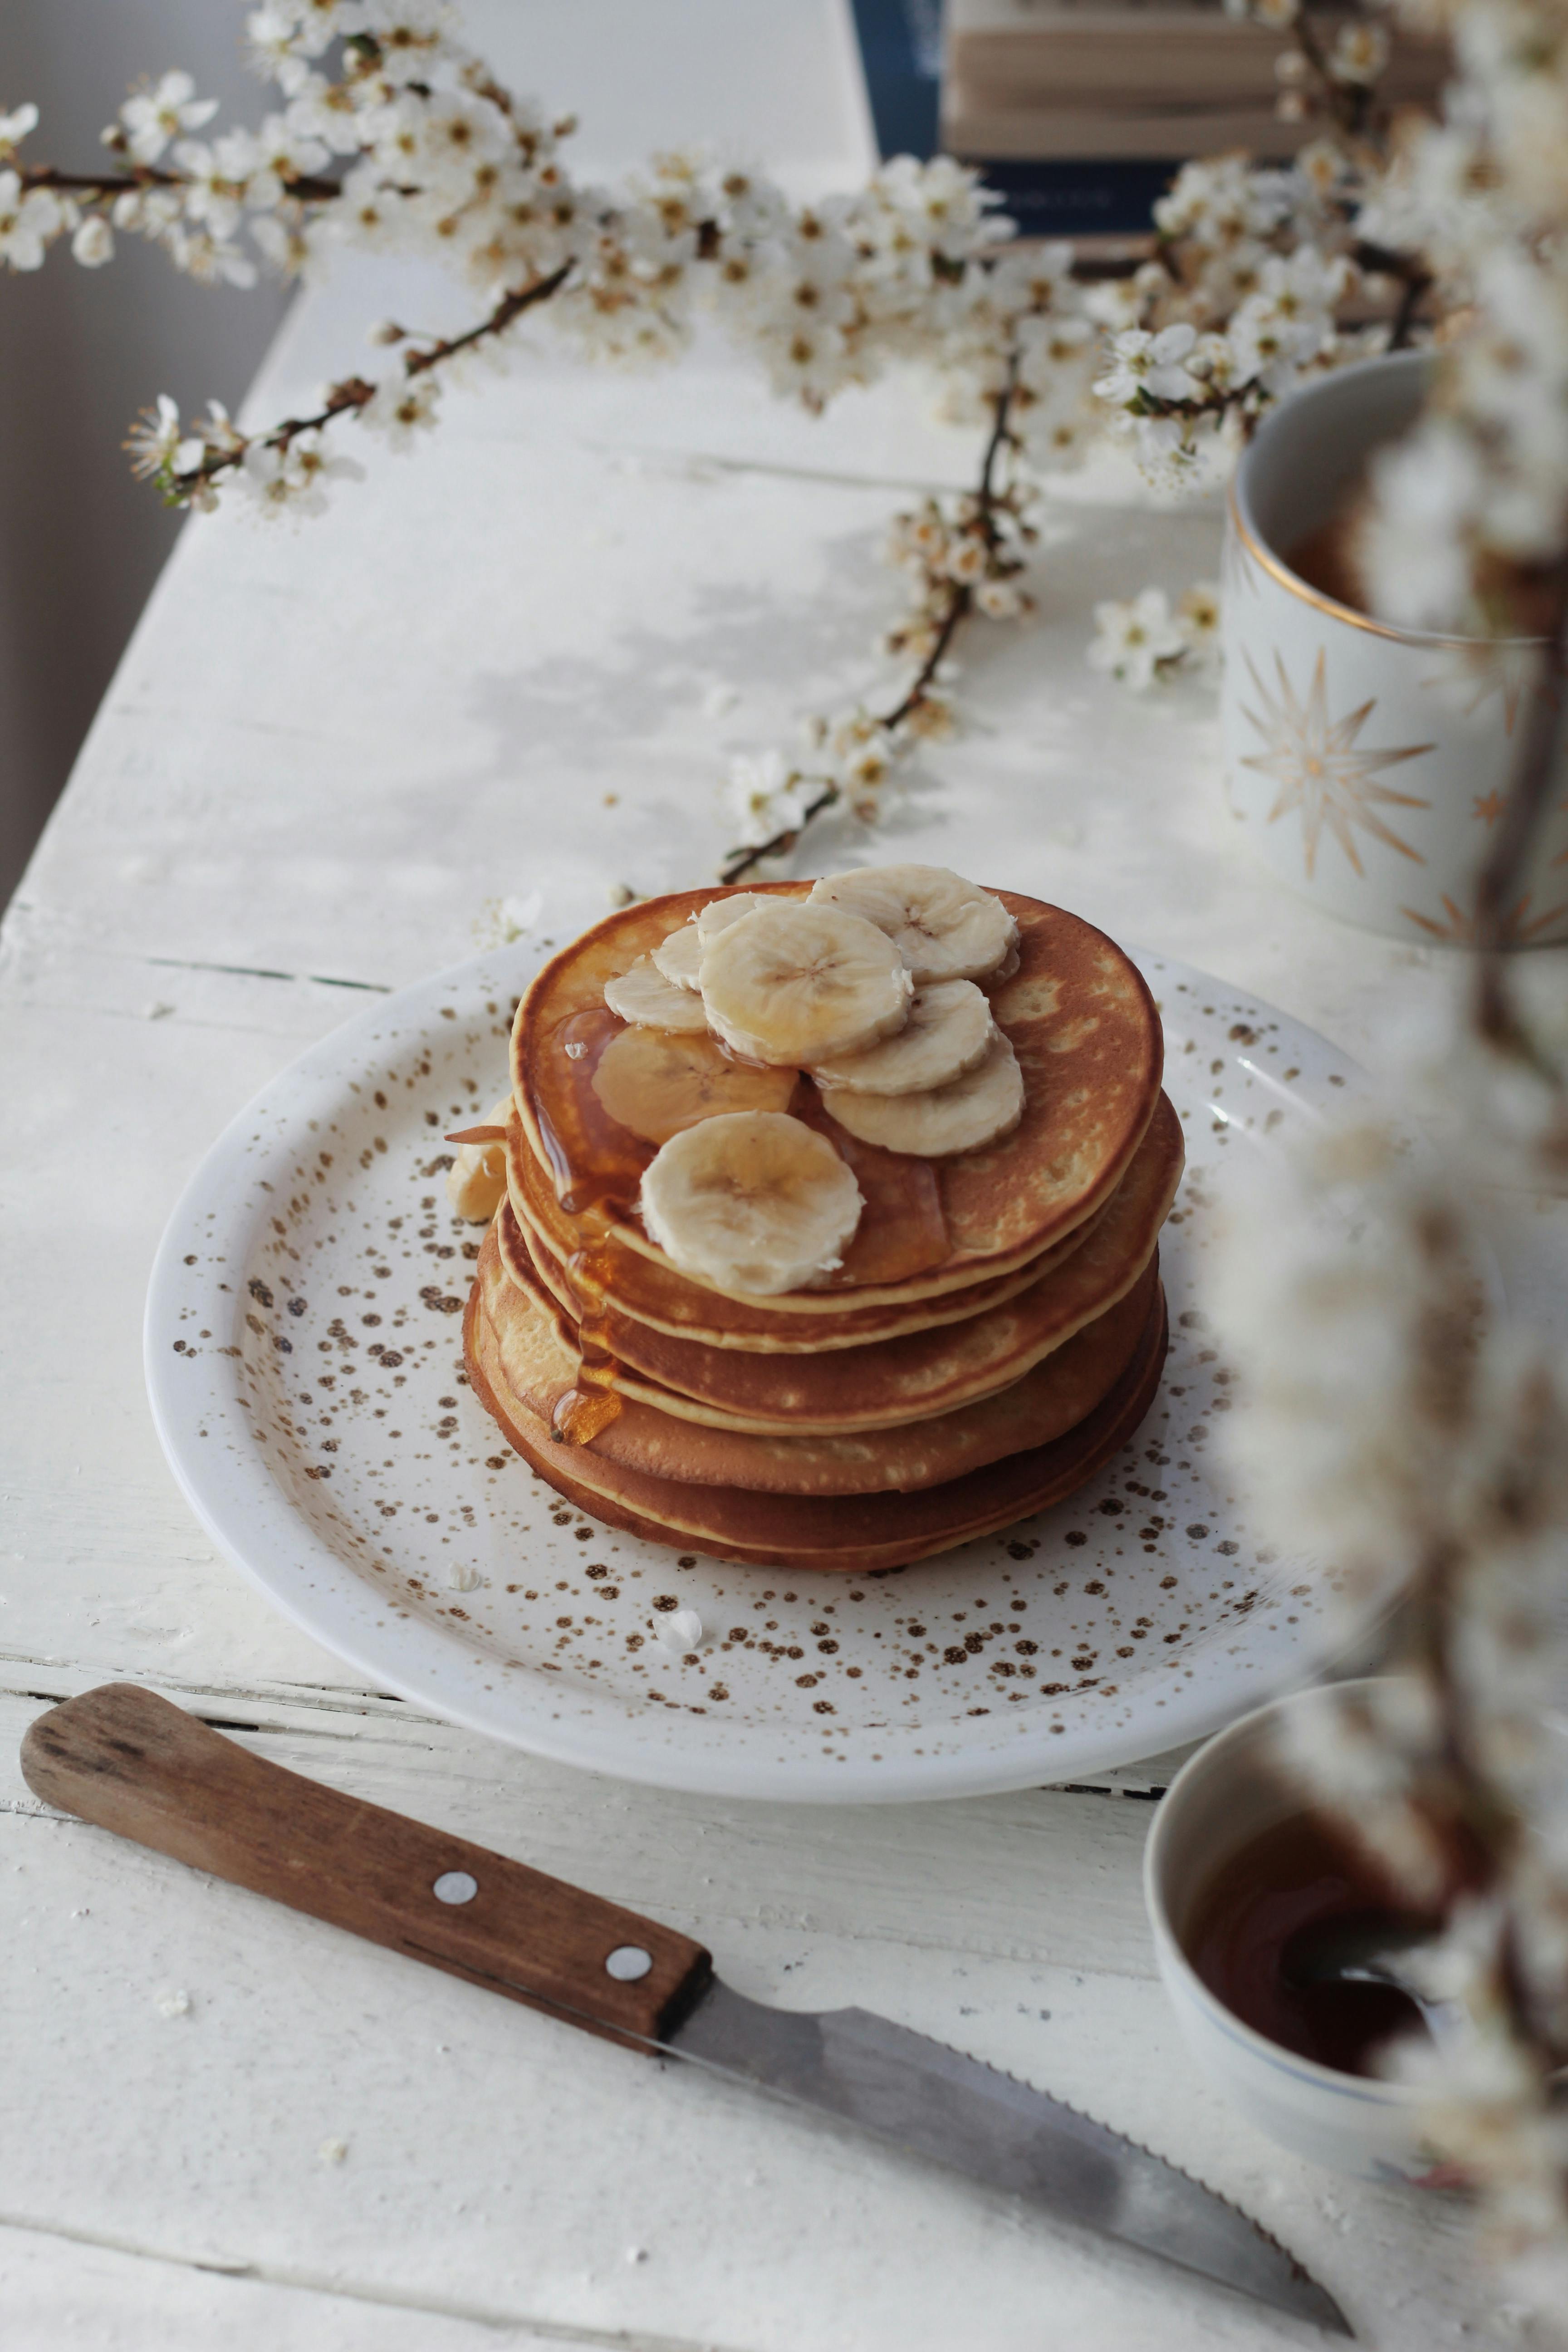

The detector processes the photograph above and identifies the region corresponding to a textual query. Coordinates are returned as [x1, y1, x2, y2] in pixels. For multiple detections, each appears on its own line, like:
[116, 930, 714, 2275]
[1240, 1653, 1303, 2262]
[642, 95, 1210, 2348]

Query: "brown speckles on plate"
[148, 942, 1347, 1796]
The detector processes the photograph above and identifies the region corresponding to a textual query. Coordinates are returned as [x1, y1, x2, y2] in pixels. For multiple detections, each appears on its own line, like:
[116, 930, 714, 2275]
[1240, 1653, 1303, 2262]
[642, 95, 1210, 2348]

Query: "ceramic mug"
[1221, 352, 1568, 947]
[1142, 1679, 1452, 2188]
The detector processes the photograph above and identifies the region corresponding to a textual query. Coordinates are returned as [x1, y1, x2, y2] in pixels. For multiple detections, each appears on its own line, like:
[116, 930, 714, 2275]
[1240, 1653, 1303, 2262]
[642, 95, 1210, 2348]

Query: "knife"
[21, 1685, 1349, 2335]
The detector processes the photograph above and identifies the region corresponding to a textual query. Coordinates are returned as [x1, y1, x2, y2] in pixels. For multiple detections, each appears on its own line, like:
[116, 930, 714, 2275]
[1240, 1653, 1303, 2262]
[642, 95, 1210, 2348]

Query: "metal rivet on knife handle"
[432, 1871, 478, 1905]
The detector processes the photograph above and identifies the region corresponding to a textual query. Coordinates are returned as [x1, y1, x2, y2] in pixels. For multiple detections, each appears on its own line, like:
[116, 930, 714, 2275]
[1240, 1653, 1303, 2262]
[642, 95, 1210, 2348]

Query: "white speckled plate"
[146, 944, 1364, 1803]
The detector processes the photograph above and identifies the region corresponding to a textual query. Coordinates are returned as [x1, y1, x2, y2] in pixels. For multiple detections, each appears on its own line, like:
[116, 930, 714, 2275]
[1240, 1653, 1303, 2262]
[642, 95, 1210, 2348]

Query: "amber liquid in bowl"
[1184, 1810, 1439, 2080]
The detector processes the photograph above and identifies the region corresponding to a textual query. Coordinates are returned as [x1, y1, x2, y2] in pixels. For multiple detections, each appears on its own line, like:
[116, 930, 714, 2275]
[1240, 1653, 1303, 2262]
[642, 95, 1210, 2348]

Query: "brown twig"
[166, 260, 573, 491]
[720, 361, 1022, 885]
[718, 781, 840, 887]
[1353, 239, 1434, 349]
[20, 162, 341, 204]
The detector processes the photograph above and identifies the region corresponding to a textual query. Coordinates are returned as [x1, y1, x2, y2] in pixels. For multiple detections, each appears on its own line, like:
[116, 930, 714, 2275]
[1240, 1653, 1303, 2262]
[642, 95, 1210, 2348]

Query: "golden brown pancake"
[510, 882, 1162, 1309]
[481, 1215, 1156, 1495]
[507, 1113, 1114, 1351]
[465, 1259, 1170, 1572]
[497, 1093, 1182, 1433]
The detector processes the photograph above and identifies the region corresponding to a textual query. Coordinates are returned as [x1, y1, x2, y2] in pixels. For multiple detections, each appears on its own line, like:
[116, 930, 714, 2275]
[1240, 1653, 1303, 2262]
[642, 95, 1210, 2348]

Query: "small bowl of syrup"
[1144, 1679, 1465, 2188]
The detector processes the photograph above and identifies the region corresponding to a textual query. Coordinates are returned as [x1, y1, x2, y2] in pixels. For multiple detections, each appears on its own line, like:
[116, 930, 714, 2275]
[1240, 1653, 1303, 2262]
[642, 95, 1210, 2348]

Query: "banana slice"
[445, 1093, 514, 1221]
[809, 864, 1018, 983]
[808, 978, 995, 1096]
[603, 955, 710, 1032]
[694, 891, 769, 946]
[699, 902, 913, 1067]
[651, 921, 704, 993]
[818, 1032, 1024, 1157]
[639, 1110, 863, 1295]
[591, 1025, 794, 1145]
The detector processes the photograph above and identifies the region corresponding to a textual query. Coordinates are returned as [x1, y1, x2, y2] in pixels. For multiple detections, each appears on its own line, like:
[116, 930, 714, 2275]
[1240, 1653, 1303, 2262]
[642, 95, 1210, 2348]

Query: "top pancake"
[511, 881, 1163, 1312]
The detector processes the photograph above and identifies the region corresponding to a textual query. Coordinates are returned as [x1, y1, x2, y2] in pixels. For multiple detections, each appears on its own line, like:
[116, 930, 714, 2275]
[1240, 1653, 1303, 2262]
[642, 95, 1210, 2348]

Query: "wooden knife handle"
[20, 1684, 712, 2050]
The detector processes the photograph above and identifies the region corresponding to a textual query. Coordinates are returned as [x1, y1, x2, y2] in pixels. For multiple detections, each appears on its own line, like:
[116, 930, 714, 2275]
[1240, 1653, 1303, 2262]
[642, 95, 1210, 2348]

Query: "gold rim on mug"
[1226, 480, 1549, 656]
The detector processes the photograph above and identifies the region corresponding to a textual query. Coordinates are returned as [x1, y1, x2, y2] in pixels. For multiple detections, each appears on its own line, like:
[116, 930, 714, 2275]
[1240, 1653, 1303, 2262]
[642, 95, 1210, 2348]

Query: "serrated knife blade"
[668, 1980, 1350, 2334]
[21, 1686, 1350, 2337]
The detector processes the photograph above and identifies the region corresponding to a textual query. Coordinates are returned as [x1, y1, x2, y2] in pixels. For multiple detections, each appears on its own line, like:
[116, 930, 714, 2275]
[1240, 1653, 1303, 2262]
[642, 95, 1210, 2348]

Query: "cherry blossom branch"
[717, 781, 840, 887]
[719, 362, 1025, 885]
[145, 260, 574, 501]
[18, 161, 340, 203]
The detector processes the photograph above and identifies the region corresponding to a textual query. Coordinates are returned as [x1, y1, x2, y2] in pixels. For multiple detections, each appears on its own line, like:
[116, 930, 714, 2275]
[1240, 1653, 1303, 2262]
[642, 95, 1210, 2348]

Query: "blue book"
[849, 0, 1176, 237]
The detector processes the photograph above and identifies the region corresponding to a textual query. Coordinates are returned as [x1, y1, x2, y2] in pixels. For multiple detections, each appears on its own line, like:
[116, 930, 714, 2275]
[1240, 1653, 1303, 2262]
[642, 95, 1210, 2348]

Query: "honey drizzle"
[551, 1221, 625, 1445]
[530, 1008, 654, 1446]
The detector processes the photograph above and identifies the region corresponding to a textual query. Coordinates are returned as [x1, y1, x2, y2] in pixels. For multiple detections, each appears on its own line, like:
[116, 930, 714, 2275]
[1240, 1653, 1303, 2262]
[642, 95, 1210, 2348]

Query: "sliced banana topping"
[650, 921, 704, 993]
[602, 954, 710, 1033]
[445, 1093, 514, 1221]
[638, 1111, 863, 1296]
[591, 1026, 794, 1146]
[818, 1032, 1024, 1158]
[808, 978, 995, 1097]
[699, 901, 912, 1068]
[809, 863, 1018, 984]
[694, 891, 769, 946]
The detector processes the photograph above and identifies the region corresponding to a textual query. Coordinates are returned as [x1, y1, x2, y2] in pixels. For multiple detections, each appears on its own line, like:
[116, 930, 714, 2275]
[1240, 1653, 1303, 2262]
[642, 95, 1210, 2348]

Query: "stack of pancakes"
[464, 881, 1181, 1575]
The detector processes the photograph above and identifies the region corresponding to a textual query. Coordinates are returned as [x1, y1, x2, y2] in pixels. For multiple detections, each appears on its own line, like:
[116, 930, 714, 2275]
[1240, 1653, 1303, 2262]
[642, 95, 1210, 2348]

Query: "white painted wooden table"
[4, 7, 1563, 2346]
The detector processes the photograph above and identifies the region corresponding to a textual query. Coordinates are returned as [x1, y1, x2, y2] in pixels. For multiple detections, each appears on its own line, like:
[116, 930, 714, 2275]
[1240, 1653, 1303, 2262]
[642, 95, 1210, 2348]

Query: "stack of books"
[941, 0, 1447, 167]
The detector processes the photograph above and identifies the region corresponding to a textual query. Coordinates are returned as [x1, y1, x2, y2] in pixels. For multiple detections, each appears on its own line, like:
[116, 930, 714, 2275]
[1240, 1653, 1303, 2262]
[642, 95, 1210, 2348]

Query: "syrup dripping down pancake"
[506, 1110, 1116, 1351]
[473, 1220, 1156, 1497]
[510, 882, 1163, 1308]
[465, 1255, 1170, 1573]
[498, 1092, 1183, 1433]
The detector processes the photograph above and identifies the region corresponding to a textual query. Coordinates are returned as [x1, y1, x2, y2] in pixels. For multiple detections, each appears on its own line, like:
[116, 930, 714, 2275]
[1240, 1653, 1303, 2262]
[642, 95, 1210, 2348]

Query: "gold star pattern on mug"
[1239, 648, 1433, 879]
[1401, 889, 1568, 946]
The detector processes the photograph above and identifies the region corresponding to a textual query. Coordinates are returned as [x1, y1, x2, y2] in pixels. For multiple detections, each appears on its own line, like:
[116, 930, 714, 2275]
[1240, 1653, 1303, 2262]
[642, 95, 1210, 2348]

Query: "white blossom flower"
[118, 72, 218, 167]
[987, 241, 1075, 316]
[0, 102, 39, 154]
[246, 6, 311, 83]
[358, 370, 441, 446]
[725, 750, 818, 847]
[240, 425, 363, 517]
[1331, 20, 1390, 84]
[1093, 322, 1201, 408]
[0, 171, 63, 269]
[333, 161, 413, 252]
[1176, 580, 1223, 668]
[366, 0, 456, 88]
[1082, 275, 1147, 335]
[1086, 587, 1186, 690]
[71, 214, 114, 268]
[272, 0, 367, 60]
[255, 112, 330, 185]
[124, 394, 189, 480]
[112, 183, 183, 237]
[280, 69, 365, 153]
[166, 224, 258, 288]
[942, 533, 990, 585]
[976, 575, 1024, 618]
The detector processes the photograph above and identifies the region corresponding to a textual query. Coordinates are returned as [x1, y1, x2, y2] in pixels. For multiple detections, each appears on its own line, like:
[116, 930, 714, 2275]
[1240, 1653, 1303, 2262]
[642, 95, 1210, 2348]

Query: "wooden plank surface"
[2, 3, 1564, 2344]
